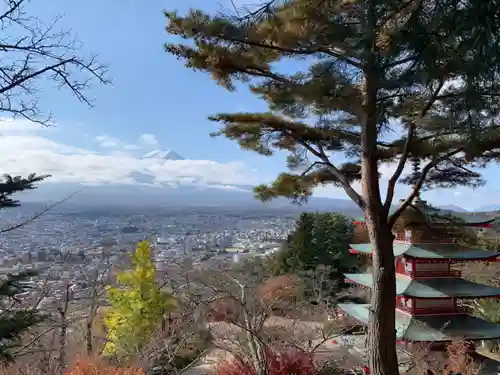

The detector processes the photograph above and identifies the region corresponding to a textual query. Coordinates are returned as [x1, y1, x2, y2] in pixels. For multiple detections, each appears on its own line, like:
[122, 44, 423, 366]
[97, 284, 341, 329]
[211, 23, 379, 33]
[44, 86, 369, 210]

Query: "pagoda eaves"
[349, 243, 500, 261]
[345, 273, 500, 299]
[338, 303, 500, 342]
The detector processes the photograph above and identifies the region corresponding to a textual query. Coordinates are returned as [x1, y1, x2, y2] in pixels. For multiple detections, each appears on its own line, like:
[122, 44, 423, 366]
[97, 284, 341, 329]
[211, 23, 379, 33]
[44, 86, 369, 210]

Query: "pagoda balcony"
[394, 237, 456, 244]
[401, 270, 462, 278]
[397, 305, 469, 316]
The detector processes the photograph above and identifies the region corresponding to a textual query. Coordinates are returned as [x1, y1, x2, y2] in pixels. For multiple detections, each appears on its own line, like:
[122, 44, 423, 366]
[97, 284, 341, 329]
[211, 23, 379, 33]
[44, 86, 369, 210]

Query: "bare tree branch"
[0, 189, 81, 234]
[0, 0, 109, 125]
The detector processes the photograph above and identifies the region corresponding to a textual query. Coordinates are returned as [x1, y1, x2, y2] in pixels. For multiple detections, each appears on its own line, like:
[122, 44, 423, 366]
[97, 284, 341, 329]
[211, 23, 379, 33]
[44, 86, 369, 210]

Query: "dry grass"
[64, 359, 145, 375]
[0, 357, 145, 375]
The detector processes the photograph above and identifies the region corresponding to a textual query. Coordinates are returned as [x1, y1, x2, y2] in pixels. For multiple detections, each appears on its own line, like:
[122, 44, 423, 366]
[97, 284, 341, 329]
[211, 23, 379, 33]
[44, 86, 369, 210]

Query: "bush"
[217, 348, 315, 375]
[207, 297, 240, 322]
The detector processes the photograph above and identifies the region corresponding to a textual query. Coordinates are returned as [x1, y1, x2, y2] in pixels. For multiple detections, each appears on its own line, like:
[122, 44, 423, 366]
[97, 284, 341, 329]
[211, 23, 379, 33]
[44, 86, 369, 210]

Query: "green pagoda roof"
[338, 303, 500, 342]
[345, 273, 500, 298]
[353, 204, 496, 226]
[419, 206, 495, 225]
[350, 243, 500, 260]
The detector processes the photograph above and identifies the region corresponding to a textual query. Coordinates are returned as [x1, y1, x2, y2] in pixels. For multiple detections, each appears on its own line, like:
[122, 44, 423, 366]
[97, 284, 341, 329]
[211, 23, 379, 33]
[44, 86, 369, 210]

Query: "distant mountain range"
[438, 204, 469, 212]
[15, 148, 361, 213]
[19, 181, 364, 215]
[474, 205, 500, 213]
[439, 204, 500, 214]
[19, 183, 500, 217]
[13, 149, 496, 215]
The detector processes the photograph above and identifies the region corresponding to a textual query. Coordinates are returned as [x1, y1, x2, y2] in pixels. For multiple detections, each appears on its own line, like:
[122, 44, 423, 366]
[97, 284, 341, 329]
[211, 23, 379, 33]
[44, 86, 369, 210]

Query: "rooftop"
[344, 273, 500, 298]
[353, 204, 496, 226]
[350, 243, 500, 260]
[338, 304, 500, 342]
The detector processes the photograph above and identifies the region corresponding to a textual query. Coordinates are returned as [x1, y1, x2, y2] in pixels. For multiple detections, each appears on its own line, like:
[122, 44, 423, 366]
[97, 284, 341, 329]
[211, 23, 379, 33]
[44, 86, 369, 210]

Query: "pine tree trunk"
[361, 54, 399, 375]
[362, 146, 399, 374]
[366, 222, 399, 375]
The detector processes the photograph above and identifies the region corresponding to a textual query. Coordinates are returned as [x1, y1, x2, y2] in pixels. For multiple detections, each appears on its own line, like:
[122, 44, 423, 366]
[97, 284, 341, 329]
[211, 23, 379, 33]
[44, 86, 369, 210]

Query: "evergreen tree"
[165, 1, 500, 373]
[0, 174, 49, 208]
[273, 212, 315, 273]
[104, 241, 177, 359]
[273, 212, 355, 297]
[0, 270, 45, 362]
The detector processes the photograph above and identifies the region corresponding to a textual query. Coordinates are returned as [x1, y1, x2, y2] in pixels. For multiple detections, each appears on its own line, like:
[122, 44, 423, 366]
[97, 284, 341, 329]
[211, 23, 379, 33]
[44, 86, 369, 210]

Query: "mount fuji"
[142, 149, 185, 160]
[16, 148, 363, 213]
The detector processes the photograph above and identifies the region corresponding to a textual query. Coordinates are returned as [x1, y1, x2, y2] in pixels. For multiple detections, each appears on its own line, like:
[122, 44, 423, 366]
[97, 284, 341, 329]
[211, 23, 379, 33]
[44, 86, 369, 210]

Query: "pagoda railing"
[397, 306, 468, 315]
[394, 237, 456, 244]
[403, 270, 462, 278]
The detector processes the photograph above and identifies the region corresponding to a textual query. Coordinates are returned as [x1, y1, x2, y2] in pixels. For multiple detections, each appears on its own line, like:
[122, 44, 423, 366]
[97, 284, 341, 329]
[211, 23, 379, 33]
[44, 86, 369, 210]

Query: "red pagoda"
[338, 197, 500, 348]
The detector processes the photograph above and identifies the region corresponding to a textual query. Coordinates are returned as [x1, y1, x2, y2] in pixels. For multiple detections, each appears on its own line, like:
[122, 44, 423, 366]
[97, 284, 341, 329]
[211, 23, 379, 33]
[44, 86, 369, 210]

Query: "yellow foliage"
[103, 241, 177, 358]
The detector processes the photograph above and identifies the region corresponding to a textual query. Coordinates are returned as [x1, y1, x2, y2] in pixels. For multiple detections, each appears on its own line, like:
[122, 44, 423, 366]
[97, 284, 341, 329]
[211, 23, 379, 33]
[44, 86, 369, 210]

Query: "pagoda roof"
[419, 206, 495, 225]
[338, 303, 500, 342]
[353, 205, 496, 226]
[350, 243, 500, 260]
[344, 273, 500, 298]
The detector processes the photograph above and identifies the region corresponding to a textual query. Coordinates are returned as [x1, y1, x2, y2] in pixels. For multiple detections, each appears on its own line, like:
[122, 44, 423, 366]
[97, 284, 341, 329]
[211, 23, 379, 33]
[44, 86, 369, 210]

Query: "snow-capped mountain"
[142, 149, 185, 160]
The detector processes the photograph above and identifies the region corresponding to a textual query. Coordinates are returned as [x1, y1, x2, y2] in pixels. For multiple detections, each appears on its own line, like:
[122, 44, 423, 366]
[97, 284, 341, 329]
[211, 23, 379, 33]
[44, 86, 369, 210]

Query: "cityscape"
[0, 201, 299, 303]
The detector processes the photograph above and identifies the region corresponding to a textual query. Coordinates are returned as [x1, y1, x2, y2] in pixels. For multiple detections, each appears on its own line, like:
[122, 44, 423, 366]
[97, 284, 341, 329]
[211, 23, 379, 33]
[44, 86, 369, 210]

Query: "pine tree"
[104, 241, 177, 359]
[165, 1, 500, 373]
[273, 213, 355, 298]
[0, 270, 45, 361]
[273, 212, 315, 273]
[0, 174, 49, 208]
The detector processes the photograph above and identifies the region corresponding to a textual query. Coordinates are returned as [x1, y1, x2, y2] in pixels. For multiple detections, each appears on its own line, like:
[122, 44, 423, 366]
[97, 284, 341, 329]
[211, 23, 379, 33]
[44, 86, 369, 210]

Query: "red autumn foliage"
[207, 297, 240, 322]
[259, 275, 302, 306]
[443, 341, 481, 375]
[217, 348, 315, 375]
[64, 359, 145, 375]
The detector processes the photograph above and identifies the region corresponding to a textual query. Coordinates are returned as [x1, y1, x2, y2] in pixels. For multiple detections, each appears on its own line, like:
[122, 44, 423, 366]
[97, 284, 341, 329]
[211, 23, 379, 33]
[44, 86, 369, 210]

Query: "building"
[338, 197, 500, 349]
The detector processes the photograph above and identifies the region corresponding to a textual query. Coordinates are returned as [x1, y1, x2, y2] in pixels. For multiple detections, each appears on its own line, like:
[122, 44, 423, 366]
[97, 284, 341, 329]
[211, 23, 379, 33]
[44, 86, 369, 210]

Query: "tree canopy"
[271, 212, 356, 297]
[165, 0, 500, 215]
[164, 1, 500, 373]
[104, 241, 177, 359]
[0, 270, 45, 362]
[0, 174, 49, 208]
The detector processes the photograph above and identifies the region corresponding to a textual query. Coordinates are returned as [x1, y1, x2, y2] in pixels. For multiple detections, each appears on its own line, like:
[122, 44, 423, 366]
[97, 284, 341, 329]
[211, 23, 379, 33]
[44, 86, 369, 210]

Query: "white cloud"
[138, 133, 158, 146]
[0, 118, 53, 134]
[95, 134, 140, 150]
[95, 135, 121, 148]
[0, 121, 258, 189]
[0, 119, 495, 210]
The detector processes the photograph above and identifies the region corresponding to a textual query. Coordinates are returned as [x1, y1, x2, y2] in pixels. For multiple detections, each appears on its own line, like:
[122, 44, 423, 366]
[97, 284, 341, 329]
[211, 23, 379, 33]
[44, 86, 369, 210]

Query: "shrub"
[259, 275, 303, 306]
[217, 348, 315, 375]
[207, 297, 240, 323]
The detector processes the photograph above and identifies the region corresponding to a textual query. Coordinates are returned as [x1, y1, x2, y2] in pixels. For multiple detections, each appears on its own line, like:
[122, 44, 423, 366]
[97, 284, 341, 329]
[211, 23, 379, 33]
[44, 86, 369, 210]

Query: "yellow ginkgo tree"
[103, 241, 177, 358]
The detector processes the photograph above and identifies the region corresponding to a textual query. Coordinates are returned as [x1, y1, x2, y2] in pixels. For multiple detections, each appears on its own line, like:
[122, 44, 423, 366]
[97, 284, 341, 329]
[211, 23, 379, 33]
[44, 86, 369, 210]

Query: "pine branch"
[388, 148, 464, 227]
[384, 123, 415, 211]
[0, 173, 50, 208]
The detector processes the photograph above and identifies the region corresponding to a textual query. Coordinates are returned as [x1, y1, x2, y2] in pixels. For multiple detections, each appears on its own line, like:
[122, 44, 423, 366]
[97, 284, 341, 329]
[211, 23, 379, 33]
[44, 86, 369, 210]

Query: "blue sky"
[4, 0, 500, 211]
